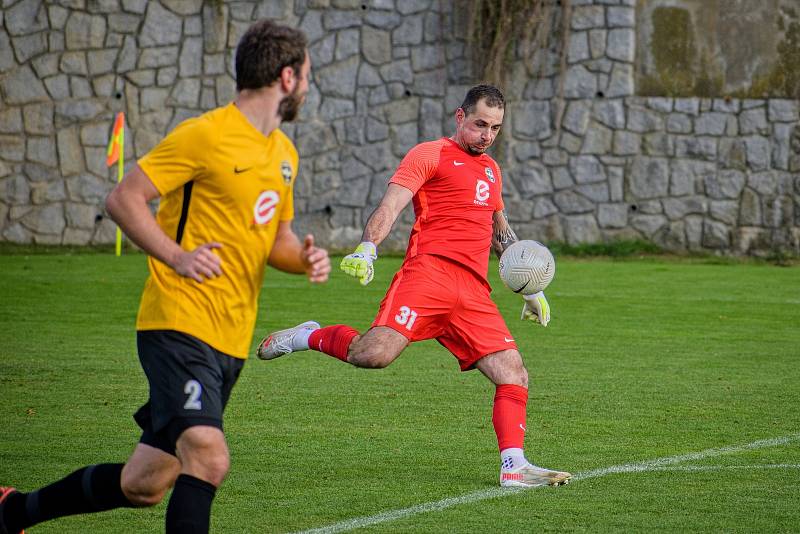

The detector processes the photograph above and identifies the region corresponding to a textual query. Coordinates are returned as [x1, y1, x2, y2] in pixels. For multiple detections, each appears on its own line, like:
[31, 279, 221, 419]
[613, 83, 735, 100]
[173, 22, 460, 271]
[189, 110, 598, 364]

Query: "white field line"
[649, 464, 800, 472]
[295, 433, 800, 534]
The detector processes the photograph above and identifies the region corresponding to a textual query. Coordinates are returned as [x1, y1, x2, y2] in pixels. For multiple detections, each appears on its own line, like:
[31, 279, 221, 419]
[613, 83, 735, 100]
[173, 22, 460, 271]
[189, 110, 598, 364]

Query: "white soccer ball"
[498, 240, 555, 295]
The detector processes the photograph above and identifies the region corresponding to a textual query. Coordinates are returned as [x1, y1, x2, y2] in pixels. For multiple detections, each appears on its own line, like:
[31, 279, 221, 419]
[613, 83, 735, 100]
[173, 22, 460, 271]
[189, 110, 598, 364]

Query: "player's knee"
[209, 451, 231, 479]
[348, 343, 396, 368]
[120, 473, 172, 507]
[479, 349, 529, 387]
[184, 449, 230, 486]
[507, 354, 529, 387]
[359, 351, 395, 368]
[183, 449, 230, 486]
[124, 487, 168, 508]
[360, 353, 393, 368]
[200, 453, 230, 486]
[373, 358, 393, 368]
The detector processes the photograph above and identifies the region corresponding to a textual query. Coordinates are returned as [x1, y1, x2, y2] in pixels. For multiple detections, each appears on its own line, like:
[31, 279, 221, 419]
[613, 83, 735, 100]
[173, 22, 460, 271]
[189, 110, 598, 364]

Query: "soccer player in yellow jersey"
[0, 20, 329, 534]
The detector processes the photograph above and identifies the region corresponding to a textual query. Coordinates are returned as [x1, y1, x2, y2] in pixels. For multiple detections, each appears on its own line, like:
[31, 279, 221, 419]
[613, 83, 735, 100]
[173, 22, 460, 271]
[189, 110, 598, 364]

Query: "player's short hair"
[235, 19, 308, 91]
[459, 84, 505, 116]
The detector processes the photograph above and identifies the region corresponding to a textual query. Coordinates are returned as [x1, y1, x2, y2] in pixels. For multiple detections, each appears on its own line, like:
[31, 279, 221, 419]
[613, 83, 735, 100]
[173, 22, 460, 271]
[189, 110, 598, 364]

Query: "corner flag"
[106, 112, 125, 256]
[106, 112, 124, 166]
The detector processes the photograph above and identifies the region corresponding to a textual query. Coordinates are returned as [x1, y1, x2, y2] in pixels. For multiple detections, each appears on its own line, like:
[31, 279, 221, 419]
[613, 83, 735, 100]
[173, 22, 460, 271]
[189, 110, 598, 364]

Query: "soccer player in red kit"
[258, 84, 571, 487]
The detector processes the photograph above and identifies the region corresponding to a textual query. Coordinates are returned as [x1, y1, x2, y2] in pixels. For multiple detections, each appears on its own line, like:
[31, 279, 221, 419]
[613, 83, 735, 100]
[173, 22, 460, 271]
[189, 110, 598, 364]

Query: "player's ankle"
[292, 325, 317, 351]
[500, 447, 526, 470]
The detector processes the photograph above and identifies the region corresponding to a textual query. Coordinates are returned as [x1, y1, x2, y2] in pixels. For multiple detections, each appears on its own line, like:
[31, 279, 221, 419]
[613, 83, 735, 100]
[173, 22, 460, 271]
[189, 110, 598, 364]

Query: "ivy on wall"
[461, 0, 572, 137]
[462, 0, 572, 83]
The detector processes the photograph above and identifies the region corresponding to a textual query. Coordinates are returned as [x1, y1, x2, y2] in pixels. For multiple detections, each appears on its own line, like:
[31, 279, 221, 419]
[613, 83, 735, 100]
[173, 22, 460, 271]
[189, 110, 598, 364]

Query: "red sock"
[307, 325, 359, 362]
[492, 384, 529, 451]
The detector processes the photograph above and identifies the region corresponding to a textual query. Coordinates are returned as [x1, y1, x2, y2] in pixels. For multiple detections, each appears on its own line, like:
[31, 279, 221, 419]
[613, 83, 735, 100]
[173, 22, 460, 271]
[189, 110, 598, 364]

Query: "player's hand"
[173, 242, 223, 283]
[301, 234, 330, 283]
[521, 291, 550, 327]
[340, 241, 377, 285]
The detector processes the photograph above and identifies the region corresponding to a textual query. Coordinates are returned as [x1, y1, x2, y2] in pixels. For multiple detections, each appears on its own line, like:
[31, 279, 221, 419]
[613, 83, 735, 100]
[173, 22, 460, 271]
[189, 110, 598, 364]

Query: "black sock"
[165, 474, 216, 534]
[4, 463, 132, 532]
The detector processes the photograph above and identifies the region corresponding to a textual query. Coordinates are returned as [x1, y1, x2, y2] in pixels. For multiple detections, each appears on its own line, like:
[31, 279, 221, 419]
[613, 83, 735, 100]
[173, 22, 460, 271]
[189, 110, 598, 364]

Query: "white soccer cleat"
[256, 321, 320, 360]
[500, 462, 572, 488]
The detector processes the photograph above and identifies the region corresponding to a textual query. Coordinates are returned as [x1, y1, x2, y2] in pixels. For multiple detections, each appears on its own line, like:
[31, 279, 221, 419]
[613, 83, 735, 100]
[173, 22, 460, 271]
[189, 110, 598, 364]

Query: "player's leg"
[121, 443, 182, 506]
[476, 350, 571, 487]
[257, 320, 363, 362]
[165, 425, 230, 533]
[474, 349, 531, 470]
[344, 326, 409, 368]
[0, 462, 139, 533]
[475, 348, 530, 462]
[136, 330, 243, 533]
[258, 322, 408, 366]
[0, 454, 164, 534]
[441, 269, 570, 487]
[258, 255, 446, 366]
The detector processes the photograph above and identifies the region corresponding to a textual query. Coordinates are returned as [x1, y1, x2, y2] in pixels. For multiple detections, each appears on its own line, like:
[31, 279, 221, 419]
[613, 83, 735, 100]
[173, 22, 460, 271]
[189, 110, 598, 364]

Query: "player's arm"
[105, 165, 223, 283]
[491, 209, 550, 327]
[491, 209, 519, 260]
[340, 183, 413, 285]
[363, 183, 413, 246]
[267, 222, 330, 283]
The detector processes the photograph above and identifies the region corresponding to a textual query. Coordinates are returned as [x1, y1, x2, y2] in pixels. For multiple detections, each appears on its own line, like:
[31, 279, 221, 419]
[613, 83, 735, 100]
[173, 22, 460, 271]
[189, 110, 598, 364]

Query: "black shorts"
[134, 330, 244, 456]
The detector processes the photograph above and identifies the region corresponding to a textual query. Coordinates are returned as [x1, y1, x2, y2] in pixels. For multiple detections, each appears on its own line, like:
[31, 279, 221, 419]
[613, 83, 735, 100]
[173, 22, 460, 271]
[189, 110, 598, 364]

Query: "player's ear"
[280, 65, 296, 92]
[455, 107, 465, 124]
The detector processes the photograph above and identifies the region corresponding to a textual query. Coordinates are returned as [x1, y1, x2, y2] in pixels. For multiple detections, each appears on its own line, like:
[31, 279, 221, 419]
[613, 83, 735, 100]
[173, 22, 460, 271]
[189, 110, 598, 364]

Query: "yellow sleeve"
[138, 118, 214, 195]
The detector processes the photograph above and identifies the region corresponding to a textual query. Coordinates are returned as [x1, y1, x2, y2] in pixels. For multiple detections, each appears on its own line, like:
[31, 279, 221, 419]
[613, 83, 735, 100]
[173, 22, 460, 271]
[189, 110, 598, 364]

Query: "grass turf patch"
[1, 253, 798, 532]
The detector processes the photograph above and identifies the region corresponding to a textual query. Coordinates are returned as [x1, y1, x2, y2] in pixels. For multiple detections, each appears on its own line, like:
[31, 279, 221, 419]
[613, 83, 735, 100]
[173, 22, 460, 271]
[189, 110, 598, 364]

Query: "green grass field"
[1, 251, 799, 533]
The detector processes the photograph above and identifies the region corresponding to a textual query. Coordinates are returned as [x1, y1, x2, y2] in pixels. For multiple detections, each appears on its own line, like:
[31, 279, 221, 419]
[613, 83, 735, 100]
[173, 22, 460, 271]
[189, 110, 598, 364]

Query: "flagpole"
[115, 124, 124, 257]
[107, 112, 125, 257]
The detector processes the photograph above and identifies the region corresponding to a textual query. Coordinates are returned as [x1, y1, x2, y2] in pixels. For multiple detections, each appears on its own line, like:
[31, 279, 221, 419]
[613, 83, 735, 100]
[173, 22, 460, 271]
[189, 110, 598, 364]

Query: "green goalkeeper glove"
[340, 241, 377, 286]
[521, 291, 550, 327]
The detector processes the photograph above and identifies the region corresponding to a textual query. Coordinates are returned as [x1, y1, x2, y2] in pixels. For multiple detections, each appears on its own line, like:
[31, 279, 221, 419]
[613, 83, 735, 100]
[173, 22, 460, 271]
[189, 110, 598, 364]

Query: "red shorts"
[372, 254, 517, 370]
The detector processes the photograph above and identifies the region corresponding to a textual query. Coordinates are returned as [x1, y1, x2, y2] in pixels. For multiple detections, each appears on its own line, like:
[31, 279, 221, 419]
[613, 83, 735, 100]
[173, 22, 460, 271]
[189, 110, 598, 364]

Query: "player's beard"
[466, 143, 489, 155]
[461, 133, 491, 155]
[278, 86, 305, 122]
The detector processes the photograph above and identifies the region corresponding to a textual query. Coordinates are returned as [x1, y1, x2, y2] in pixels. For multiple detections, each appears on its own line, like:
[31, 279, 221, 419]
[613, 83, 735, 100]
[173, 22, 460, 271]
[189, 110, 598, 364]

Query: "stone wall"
[0, 0, 798, 255]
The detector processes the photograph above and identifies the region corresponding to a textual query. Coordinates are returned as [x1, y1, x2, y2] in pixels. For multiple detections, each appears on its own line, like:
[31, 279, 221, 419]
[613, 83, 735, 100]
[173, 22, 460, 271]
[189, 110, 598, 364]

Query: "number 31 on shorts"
[395, 305, 418, 330]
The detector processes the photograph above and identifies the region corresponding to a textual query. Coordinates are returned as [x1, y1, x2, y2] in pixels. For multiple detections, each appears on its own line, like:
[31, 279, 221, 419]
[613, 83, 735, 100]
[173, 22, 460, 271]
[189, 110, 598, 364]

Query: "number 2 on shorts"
[395, 305, 418, 331]
[184, 379, 202, 410]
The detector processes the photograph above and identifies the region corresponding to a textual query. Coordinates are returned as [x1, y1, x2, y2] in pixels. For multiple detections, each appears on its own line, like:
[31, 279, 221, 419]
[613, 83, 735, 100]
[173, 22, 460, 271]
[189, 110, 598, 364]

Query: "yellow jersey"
[136, 103, 297, 358]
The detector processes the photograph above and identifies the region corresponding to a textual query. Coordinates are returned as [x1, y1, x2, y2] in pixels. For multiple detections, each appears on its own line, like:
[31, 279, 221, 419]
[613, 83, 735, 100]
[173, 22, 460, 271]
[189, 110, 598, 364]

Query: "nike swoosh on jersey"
[504, 337, 514, 342]
[234, 166, 252, 174]
[453, 161, 465, 166]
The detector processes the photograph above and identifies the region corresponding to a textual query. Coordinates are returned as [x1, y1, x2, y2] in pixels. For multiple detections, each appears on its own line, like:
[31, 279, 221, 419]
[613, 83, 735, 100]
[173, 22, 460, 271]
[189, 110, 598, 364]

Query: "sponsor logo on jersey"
[453, 160, 465, 166]
[253, 190, 280, 226]
[474, 179, 490, 206]
[485, 166, 495, 183]
[281, 161, 292, 184]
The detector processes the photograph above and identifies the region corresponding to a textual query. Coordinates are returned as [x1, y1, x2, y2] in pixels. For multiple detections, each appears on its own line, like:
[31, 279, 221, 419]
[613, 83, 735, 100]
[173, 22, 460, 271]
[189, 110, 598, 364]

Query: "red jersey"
[389, 137, 504, 282]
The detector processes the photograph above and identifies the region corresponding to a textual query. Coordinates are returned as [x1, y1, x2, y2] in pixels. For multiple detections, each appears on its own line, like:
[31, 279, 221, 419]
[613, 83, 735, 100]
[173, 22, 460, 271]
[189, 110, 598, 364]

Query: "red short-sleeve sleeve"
[389, 139, 445, 194]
